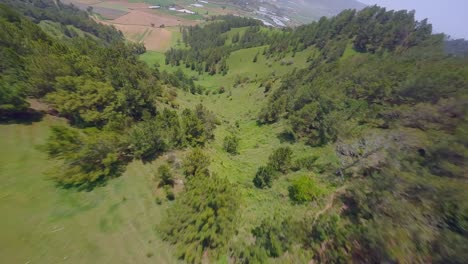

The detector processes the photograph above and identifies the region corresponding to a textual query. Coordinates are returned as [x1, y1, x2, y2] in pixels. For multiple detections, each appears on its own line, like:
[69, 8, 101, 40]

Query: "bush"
[183, 148, 210, 178]
[264, 81, 273, 93]
[162, 175, 239, 263]
[268, 146, 293, 173]
[253, 165, 276, 188]
[252, 217, 293, 258]
[288, 175, 323, 204]
[223, 134, 240, 154]
[44, 126, 127, 188]
[158, 164, 174, 187]
[155, 197, 163, 205]
[166, 188, 175, 201]
[293, 155, 319, 171]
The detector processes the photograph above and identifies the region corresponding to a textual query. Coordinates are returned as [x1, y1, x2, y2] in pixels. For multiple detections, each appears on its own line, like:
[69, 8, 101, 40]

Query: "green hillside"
[1, 1, 467, 263]
[0, 116, 177, 263]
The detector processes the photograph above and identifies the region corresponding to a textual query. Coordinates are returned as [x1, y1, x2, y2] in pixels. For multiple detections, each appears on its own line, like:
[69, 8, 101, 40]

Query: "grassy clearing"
[140, 51, 166, 67]
[0, 116, 177, 263]
[341, 42, 358, 61]
[140, 44, 315, 90]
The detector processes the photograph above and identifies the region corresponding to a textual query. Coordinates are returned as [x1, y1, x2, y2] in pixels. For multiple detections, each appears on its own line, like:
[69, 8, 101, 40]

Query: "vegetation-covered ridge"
[0, 1, 218, 188]
[0, 1, 467, 264]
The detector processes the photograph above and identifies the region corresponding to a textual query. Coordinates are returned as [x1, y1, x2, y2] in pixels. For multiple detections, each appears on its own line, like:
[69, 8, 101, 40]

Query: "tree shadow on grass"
[0, 109, 44, 125]
[52, 162, 129, 192]
[141, 150, 166, 165]
[55, 177, 109, 192]
[277, 130, 296, 144]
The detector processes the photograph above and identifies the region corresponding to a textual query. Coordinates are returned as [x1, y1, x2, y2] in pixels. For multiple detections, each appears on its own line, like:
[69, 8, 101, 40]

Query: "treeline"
[253, 6, 468, 263]
[266, 6, 432, 57]
[445, 38, 468, 57]
[165, 15, 272, 75]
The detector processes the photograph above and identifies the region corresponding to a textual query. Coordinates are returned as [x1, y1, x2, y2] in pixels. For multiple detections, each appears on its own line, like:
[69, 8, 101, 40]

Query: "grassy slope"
[0, 116, 177, 263]
[169, 41, 338, 236]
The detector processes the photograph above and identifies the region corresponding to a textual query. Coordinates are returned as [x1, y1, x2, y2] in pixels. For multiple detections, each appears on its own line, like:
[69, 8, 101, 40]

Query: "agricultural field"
[63, 0, 249, 51]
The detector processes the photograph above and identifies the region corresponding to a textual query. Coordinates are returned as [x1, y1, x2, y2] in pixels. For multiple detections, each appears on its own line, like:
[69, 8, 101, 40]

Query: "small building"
[148, 5, 160, 9]
[178, 9, 195, 14]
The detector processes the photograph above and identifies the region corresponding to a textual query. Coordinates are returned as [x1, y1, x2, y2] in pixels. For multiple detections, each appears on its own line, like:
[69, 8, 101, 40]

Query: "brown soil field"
[94, 6, 128, 19]
[113, 25, 173, 51]
[144, 28, 173, 51]
[111, 9, 195, 27]
[64, 0, 201, 51]
[97, 0, 148, 9]
[61, 0, 102, 5]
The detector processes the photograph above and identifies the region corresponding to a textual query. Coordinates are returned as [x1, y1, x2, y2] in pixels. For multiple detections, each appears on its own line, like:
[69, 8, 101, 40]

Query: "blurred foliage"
[162, 175, 239, 263]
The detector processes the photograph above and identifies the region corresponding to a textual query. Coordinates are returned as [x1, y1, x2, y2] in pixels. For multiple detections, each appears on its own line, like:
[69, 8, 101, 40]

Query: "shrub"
[223, 134, 240, 154]
[183, 148, 210, 178]
[268, 146, 293, 173]
[264, 81, 273, 93]
[253, 165, 276, 188]
[251, 217, 293, 258]
[44, 126, 127, 188]
[288, 175, 323, 204]
[166, 189, 175, 201]
[155, 197, 163, 205]
[293, 155, 319, 171]
[158, 164, 174, 187]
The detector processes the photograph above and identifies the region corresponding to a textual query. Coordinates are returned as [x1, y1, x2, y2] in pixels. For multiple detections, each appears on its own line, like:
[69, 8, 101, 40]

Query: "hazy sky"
[359, 0, 468, 39]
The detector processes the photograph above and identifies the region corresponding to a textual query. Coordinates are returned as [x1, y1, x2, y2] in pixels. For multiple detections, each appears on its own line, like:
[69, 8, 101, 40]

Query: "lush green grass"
[222, 27, 248, 46]
[341, 42, 358, 61]
[140, 51, 166, 67]
[0, 116, 177, 263]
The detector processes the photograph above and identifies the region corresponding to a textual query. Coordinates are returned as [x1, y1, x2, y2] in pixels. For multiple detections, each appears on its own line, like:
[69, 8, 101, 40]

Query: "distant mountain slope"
[221, 0, 367, 25]
[273, 0, 367, 22]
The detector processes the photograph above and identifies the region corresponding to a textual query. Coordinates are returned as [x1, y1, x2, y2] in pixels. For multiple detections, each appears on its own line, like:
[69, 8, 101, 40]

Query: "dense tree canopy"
[162, 175, 239, 263]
